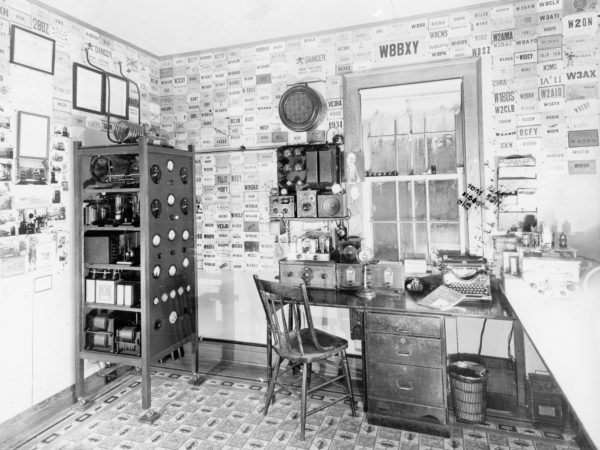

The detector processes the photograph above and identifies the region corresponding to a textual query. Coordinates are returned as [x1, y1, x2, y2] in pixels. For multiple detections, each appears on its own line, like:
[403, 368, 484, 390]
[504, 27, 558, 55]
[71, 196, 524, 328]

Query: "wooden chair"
[253, 275, 357, 441]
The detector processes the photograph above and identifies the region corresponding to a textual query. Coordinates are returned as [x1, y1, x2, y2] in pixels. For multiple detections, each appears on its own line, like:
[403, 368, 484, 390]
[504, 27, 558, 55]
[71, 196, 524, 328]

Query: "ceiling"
[36, 0, 498, 57]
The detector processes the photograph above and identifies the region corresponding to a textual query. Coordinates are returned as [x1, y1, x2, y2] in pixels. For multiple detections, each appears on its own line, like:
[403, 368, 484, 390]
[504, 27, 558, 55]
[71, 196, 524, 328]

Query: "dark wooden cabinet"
[73, 138, 199, 422]
[365, 311, 449, 437]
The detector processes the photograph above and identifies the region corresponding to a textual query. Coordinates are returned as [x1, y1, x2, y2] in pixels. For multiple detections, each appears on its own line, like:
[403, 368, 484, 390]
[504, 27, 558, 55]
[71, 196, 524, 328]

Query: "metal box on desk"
[279, 259, 336, 289]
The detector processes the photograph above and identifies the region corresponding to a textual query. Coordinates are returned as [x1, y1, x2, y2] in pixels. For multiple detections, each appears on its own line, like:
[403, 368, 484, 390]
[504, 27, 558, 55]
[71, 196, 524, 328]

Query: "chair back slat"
[253, 275, 330, 357]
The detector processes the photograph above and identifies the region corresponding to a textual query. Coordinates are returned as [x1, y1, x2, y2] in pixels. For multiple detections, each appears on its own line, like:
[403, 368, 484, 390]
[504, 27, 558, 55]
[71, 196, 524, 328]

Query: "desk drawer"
[368, 361, 444, 406]
[366, 332, 442, 367]
[367, 312, 441, 338]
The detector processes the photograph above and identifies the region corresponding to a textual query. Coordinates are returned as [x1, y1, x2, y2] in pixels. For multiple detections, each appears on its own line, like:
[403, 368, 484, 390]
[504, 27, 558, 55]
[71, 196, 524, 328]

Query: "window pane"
[411, 135, 427, 174]
[396, 114, 411, 134]
[426, 110, 456, 132]
[368, 136, 395, 174]
[427, 132, 456, 173]
[397, 181, 412, 221]
[431, 223, 460, 252]
[373, 222, 399, 261]
[429, 179, 459, 220]
[414, 181, 426, 220]
[400, 222, 428, 258]
[368, 112, 395, 136]
[415, 222, 428, 256]
[371, 182, 397, 220]
[399, 223, 414, 257]
[396, 135, 411, 175]
[412, 112, 425, 133]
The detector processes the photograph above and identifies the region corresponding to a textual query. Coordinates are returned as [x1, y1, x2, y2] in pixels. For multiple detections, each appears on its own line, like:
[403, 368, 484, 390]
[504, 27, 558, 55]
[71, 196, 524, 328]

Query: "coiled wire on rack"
[113, 121, 147, 143]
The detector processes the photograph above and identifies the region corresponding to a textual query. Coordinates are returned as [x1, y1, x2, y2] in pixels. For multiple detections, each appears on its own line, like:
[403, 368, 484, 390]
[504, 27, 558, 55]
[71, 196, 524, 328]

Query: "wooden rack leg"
[189, 335, 204, 386]
[138, 362, 160, 423]
[74, 359, 93, 410]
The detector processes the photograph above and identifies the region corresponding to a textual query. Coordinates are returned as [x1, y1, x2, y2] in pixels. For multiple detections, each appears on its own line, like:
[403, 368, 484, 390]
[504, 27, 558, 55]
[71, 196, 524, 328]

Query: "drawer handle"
[397, 381, 413, 391]
[396, 348, 411, 357]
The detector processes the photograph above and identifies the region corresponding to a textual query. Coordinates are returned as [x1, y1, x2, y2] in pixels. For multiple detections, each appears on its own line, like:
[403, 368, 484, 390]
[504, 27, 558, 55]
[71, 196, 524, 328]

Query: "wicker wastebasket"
[448, 360, 489, 424]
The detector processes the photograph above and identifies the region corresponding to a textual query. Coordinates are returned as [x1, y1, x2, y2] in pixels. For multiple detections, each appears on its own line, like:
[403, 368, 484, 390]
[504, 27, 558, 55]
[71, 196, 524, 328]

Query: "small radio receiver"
[269, 195, 295, 218]
[296, 190, 318, 218]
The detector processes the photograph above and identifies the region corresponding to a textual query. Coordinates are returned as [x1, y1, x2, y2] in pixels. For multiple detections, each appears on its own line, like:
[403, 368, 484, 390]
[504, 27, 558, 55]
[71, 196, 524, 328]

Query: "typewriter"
[440, 254, 492, 301]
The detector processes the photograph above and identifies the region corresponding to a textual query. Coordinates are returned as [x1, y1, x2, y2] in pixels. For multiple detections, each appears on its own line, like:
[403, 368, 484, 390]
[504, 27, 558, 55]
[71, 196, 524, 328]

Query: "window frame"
[343, 58, 484, 260]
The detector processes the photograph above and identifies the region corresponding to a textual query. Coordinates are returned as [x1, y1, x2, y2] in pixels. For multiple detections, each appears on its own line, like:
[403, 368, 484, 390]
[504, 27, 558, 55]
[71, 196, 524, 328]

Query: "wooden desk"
[266, 277, 522, 437]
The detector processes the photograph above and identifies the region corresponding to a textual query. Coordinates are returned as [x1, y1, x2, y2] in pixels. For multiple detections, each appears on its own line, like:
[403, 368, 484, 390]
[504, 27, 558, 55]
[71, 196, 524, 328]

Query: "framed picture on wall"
[105, 73, 129, 120]
[73, 63, 105, 115]
[17, 112, 50, 160]
[16, 111, 50, 185]
[9, 25, 56, 75]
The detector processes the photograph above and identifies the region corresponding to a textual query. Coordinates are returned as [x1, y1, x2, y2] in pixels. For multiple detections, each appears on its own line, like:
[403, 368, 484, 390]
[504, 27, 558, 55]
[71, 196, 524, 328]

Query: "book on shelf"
[417, 285, 466, 310]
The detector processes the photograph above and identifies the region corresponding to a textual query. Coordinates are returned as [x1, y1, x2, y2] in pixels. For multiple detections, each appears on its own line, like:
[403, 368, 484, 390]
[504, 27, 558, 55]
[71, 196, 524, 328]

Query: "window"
[344, 59, 483, 262]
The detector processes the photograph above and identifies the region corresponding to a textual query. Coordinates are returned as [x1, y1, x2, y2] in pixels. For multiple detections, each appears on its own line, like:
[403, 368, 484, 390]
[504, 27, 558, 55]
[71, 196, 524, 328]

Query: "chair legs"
[263, 354, 281, 416]
[264, 353, 356, 441]
[340, 350, 357, 417]
[300, 362, 309, 441]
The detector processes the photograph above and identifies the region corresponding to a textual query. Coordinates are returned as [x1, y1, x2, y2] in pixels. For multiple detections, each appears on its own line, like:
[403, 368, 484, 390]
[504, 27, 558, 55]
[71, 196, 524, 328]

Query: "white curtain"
[360, 78, 463, 120]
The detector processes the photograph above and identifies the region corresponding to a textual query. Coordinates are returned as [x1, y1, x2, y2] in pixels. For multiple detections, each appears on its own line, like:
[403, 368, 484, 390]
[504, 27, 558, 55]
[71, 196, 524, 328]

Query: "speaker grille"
[279, 85, 325, 132]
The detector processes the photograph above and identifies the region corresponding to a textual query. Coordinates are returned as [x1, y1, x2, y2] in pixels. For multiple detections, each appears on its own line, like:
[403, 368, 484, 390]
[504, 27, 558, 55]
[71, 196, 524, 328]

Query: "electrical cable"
[477, 318, 487, 356]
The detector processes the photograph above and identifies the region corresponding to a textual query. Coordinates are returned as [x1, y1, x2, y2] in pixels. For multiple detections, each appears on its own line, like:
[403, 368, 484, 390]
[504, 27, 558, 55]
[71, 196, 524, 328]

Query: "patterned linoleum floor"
[14, 371, 580, 450]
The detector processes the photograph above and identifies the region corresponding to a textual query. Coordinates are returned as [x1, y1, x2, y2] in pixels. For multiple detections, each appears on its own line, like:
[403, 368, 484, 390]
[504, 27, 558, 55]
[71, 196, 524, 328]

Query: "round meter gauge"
[167, 194, 175, 206]
[180, 167, 189, 184]
[180, 198, 190, 214]
[166, 160, 174, 171]
[152, 234, 161, 247]
[182, 257, 190, 269]
[152, 265, 161, 278]
[169, 311, 178, 323]
[150, 165, 162, 183]
[169, 265, 177, 276]
[182, 230, 190, 241]
[151, 199, 162, 218]
[168, 229, 176, 241]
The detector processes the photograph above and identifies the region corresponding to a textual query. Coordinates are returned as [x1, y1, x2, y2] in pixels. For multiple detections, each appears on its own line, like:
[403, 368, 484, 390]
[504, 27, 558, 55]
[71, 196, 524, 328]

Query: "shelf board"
[84, 226, 141, 232]
[85, 263, 141, 271]
[84, 187, 140, 193]
[84, 303, 141, 312]
[272, 216, 349, 221]
[80, 350, 141, 366]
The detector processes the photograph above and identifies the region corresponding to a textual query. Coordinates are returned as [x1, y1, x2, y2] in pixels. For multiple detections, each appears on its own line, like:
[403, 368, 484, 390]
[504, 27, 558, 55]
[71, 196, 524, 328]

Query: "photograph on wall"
[0, 236, 28, 278]
[0, 159, 12, 181]
[16, 157, 48, 185]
